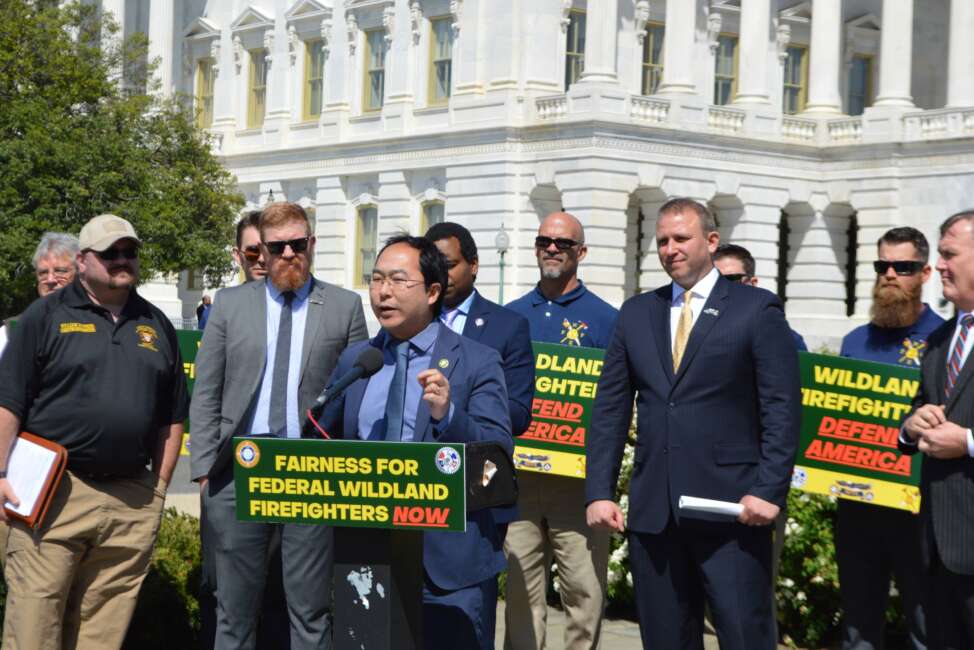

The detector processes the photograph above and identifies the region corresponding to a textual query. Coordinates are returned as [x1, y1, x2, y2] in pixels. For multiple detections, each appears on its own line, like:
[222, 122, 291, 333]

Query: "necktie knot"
[282, 291, 295, 307]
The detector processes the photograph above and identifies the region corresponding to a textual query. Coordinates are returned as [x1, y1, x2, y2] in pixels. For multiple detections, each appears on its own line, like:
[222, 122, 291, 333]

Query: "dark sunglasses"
[535, 236, 581, 252]
[721, 273, 749, 283]
[241, 245, 261, 263]
[873, 260, 923, 276]
[91, 246, 138, 261]
[264, 237, 311, 255]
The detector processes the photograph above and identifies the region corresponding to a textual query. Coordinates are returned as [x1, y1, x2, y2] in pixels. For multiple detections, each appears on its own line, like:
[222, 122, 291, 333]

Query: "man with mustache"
[504, 212, 618, 650]
[0, 214, 189, 648]
[838, 227, 942, 650]
[191, 202, 367, 650]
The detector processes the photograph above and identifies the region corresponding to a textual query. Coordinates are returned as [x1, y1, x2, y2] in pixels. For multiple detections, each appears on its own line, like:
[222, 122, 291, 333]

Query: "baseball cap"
[78, 214, 141, 252]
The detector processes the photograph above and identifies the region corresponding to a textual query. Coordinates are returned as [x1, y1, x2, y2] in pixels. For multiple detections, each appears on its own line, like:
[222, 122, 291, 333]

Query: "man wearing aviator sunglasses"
[836, 226, 943, 650]
[233, 211, 268, 282]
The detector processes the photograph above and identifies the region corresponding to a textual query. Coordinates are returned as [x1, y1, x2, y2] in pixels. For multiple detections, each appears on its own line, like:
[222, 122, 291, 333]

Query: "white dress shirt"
[669, 266, 721, 350]
[440, 289, 477, 335]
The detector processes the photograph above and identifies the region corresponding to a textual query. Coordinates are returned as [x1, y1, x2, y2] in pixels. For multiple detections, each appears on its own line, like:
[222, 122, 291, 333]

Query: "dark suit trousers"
[422, 573, 498, 650]
[836, 500, 928, 650]
[205, 469, 333, 650]
[628, 516, 775, 650]
[928, 532, 974, 650]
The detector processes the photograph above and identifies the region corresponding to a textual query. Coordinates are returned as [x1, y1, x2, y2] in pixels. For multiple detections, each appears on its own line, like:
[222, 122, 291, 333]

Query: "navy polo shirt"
[840, 303, 945, 368]
[506, 281, 618, 350]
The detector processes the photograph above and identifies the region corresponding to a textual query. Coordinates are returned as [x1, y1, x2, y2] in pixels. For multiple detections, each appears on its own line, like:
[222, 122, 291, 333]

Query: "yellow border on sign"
[792, 464, 920, 513]
[513, 445, 585, 479]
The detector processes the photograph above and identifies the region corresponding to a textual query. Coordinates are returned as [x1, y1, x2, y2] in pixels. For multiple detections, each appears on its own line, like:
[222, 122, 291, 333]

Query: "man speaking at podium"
[318, 235, 512, 650]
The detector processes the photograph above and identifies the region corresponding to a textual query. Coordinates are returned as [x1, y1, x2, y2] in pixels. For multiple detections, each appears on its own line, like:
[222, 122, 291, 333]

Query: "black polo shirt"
[0, 279, 189, 475]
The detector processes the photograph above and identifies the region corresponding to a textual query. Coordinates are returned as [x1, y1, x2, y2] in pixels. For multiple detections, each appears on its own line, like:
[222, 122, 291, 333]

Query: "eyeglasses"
[535, 236, 581, 252]
[91, 246, 138, 261]
[873, 260, 924, 276]
[241, 245, 261, 263]
[35, 267, 73, 281]
[264, 237, 311, 256]
[369, 274, 426, 292]
[721, 273, 749, 284]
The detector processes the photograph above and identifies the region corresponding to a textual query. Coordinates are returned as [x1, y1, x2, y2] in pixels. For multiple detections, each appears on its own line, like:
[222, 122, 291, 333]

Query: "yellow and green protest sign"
[176, 330, 202, 456]
[232, 437, 467, 532]
[514, 342, 604, 480]
[791, 352, 921, 513]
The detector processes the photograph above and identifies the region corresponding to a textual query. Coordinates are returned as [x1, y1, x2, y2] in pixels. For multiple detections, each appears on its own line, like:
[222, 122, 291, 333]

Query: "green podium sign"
[232, 437, 467, 532]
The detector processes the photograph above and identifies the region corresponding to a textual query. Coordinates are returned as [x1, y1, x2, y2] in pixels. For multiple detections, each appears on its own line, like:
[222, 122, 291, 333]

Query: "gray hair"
[32, 232, 80, 269]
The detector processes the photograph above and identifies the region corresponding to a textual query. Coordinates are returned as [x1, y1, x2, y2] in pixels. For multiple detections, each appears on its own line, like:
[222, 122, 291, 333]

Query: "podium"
[231, 437, 515, 649]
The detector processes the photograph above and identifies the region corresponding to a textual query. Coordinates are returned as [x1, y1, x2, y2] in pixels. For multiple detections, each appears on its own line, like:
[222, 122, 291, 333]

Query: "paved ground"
[494, 601, 654, 650]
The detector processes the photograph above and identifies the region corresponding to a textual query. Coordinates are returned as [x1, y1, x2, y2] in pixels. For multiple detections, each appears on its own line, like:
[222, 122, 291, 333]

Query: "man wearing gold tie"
[584, 198, 801, 650]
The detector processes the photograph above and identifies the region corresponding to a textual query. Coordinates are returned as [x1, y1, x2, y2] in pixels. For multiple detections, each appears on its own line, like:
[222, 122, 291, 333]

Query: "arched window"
[355, 205, 378, 288]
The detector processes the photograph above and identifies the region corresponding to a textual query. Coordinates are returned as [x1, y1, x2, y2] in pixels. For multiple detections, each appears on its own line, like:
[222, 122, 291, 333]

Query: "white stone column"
[733, 0, 772, 104]
[578, 0, 618, 84]
[947, 0, 974, 107]
[803, 0, 842, 114]
[377, 171, 413, 239]
[314, 176, 351, 287]
[657, 0, 696, 94]
[732, 188, 791, 285]
[785, 201, 853, 319]
[148, 0, 175, 97]
[101, 0, 125, 84]
[872, 0, 914, 108]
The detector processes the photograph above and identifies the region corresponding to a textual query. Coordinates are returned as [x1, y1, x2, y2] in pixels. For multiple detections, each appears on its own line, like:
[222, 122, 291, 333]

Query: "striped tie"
[946, 314, 974, 397]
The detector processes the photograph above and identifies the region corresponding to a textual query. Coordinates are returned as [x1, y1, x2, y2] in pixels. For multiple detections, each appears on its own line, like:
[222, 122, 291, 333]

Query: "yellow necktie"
[672, 292, 693, 372]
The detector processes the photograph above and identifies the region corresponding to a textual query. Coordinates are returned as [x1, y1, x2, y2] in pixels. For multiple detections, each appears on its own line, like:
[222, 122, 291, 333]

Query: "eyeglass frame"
[263, 236, 312, 256]
[534, 236, 582, 252]
[368, 272, 428, 292]
[873, 260, 924, 276]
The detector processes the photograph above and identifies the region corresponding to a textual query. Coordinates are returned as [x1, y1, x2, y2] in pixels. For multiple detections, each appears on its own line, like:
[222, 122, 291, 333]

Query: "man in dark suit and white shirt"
[319, 235, 512, 649]
[901, 210, 974, 649]
[585, 198, 801, 649]
[190, 202, 368, 650]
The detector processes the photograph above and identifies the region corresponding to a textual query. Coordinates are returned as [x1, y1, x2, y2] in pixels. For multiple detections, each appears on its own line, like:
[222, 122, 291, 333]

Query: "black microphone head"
[355, 347, 385, 378]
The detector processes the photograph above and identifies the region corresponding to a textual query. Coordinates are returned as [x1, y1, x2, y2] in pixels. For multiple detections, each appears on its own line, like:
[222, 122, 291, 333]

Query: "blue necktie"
[269, 291, 295, 437]
[384, 341, 410, 441]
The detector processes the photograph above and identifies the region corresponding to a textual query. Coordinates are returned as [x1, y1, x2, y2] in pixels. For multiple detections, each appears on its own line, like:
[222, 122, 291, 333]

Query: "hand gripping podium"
[232, 437, 517, 649]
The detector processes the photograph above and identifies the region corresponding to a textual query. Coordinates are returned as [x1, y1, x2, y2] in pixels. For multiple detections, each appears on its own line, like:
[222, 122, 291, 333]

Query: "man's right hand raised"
[0, 478, 20, 522]
[586, 499, 625, 533]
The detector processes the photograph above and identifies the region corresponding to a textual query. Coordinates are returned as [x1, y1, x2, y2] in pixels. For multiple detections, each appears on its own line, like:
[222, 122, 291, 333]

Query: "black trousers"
[927, 533, 974, 650]
[628, 516, 776, 650]
[836, 500, 928, 650]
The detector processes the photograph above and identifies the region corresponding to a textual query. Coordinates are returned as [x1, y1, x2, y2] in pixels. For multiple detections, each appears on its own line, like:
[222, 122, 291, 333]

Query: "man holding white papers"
[0, 214, 188, 649]
[585, 198, 801, 649]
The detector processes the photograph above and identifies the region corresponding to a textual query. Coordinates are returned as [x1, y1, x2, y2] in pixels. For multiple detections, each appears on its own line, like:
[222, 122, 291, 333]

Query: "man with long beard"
[837, 226, 943, 650]
[191, 202, 367, 649]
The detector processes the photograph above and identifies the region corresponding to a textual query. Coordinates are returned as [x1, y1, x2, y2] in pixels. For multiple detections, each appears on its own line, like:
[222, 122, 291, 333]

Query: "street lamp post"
[495, 225, 510, 304]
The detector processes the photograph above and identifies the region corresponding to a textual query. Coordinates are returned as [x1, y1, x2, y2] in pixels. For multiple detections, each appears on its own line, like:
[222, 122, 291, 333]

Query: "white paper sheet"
[4, 437, 58, 517]
[678, 495, 744, 518]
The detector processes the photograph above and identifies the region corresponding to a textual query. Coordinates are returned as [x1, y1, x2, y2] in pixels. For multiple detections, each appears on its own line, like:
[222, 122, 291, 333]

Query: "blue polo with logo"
[506, 281, 618, 350]
[839, 303, 945, 368]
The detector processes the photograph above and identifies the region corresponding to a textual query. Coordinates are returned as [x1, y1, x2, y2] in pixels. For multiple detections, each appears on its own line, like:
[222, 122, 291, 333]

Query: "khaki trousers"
[504, 473, 609, 650]
[3, 469, 166, 650]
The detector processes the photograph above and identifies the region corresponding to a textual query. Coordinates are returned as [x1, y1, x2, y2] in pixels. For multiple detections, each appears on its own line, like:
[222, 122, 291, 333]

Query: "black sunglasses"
[721, 273, 749, 283]
[535, 236, 581, 252]
[92, 246, 138, 261]
[873, 260, 923, 276]
[264, 237, 311, 255]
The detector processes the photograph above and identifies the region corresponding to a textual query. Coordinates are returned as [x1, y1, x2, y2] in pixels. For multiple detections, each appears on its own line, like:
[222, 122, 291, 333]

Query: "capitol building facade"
[112, 0, 974, 347]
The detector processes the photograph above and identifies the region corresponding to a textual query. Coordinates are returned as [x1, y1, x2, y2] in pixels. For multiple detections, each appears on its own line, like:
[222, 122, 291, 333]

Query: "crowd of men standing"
[0, 197, 972, 650]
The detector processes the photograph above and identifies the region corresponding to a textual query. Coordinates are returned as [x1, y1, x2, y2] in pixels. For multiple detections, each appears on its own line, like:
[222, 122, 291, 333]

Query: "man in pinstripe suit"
[902, 210, 974, 649]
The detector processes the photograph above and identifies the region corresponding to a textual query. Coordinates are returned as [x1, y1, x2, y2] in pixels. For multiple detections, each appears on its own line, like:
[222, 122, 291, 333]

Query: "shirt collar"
[266, 275, 314, 303]
[671, 266, 720, 304]
[387, 320, 440, 355]
[530, 280, 588, 306]
[62, 277, 144, 316]
[452, 289, 477, 316]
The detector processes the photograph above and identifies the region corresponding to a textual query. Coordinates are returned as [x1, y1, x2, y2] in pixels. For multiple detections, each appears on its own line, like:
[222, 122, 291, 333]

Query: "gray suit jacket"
[189, 278, 368, 480]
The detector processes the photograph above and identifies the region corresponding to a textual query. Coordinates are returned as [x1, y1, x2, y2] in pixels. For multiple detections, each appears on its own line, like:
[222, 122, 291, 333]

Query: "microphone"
[303, 347, 385, 438]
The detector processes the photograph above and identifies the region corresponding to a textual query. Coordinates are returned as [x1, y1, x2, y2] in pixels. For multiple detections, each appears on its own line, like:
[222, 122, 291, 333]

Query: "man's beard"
[871, 281, 922, 328]
[270, 259, 307, 292]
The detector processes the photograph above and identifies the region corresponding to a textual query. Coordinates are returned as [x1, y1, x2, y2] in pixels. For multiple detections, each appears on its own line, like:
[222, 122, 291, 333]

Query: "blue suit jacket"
[320, 324, 513, 590]
[585, 275, 801, 534]
[461, 292, 534, 437]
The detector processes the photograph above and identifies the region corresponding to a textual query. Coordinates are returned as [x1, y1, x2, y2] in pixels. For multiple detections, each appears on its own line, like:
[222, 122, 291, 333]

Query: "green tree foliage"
[0, 0, 242, 318]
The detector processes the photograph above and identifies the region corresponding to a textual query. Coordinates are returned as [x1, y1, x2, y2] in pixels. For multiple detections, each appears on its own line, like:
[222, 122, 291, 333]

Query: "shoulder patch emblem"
[136, 325, 160, 352]
[899, 337, 926, 367]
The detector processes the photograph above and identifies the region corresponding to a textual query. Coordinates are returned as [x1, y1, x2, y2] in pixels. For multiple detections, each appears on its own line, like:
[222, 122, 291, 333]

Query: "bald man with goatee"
[504, 211, 618, 650]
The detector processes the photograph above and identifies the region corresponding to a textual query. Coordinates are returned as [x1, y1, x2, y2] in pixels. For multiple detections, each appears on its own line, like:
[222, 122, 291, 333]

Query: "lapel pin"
[703, 308, 720, 317]
[475, 318, 484, 327]
[438, 358, 450, 369]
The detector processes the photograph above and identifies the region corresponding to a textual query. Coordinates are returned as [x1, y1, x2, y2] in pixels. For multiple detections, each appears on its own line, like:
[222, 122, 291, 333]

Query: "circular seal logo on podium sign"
[236, 440, 261, 469]
[434, 447, 461, 475]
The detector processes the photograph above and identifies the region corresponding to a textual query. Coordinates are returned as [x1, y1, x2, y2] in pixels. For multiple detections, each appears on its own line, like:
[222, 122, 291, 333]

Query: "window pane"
[641, 24, 664, 95]
[366, 30, 386, 110]
[430, 18, 454, 102]
[249, 50, 267, 127]
[425, 203, 444, 228]
[565, 12, 586, 90]
[713, 36, 737, 105]
[196, 59, 214, 128]
[359, 207, 378, 286]
[305, 40, 324, 119]
[848, 56, 870, 116]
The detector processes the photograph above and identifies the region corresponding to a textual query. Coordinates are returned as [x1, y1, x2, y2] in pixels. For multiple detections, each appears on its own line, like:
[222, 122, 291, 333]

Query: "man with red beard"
[837, 226, 943, 650]
[191, 202, 367, 650]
